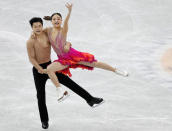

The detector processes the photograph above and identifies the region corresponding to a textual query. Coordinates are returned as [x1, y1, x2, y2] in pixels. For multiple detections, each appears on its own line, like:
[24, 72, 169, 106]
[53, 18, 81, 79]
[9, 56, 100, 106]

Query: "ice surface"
[0, 0, 172, 131]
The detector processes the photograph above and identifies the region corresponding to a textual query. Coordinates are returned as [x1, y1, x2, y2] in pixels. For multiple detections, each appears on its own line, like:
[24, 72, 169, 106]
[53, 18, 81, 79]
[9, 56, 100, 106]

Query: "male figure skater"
[26, 17, 104, 129]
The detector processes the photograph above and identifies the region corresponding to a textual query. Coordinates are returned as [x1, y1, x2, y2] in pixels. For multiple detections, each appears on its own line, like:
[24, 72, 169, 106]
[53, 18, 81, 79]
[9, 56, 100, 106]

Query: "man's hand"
[38, 68, 47, 74]
[43, 69, 47, 74]
[64, 42, 71, 53]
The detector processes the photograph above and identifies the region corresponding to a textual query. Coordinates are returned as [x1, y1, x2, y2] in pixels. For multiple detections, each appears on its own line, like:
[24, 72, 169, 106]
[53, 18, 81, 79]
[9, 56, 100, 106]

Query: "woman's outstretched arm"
[62, 3, 72, 37]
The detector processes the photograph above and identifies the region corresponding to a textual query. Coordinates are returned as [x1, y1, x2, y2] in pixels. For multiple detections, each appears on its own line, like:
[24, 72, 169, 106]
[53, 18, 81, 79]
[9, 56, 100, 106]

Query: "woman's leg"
[47, 62, 68, 88]
[78, 61, 116, 72]
[47, 62, 69, 101]
[78, 61, 128, 76]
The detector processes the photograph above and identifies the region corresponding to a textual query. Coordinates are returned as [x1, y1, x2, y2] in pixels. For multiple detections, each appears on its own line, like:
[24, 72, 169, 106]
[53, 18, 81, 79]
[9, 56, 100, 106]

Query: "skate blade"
[118, 72, 129, 77]
[91, 100, 105, 108]
[58, 94, 70, 103]
[124, 73, 129, 77]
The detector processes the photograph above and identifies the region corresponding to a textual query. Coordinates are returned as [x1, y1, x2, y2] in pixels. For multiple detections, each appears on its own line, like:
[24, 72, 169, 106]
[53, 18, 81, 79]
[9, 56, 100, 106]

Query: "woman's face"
[51, 14, 62, 28]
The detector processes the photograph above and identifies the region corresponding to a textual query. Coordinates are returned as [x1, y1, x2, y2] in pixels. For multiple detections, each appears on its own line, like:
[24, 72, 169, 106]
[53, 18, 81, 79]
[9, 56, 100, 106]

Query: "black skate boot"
[87, 97, 105, 108]
[42, 121, 49, 129]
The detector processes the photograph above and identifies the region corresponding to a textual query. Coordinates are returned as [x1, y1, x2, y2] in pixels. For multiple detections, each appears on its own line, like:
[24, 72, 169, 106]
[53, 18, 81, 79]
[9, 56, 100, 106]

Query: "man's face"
[32, 22, 43, 35]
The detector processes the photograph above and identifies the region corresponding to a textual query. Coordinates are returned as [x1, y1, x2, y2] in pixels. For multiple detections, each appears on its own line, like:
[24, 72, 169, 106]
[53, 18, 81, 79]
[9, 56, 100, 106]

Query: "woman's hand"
[65, 3, 73, 12]
[64, 42, 72, 53]
[31, 31, 36, 39]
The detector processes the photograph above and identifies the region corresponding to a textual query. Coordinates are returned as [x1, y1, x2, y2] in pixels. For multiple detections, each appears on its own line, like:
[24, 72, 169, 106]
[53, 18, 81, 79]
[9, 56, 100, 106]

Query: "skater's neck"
[53, 27, 62, 32]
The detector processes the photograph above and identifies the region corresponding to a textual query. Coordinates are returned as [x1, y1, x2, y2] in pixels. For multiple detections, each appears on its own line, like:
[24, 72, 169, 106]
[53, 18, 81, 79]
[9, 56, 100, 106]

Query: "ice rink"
[0, 0, 172, 131]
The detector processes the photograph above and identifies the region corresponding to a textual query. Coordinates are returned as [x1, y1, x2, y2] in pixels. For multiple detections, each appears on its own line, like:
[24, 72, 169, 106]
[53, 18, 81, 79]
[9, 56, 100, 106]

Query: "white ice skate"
[56, 87, 70, 102]
[115, 69, 129, 77]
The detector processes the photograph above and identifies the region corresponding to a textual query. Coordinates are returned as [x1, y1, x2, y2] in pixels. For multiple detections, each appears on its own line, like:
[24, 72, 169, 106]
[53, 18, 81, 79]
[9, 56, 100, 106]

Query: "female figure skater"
[43, 3, 129, 101]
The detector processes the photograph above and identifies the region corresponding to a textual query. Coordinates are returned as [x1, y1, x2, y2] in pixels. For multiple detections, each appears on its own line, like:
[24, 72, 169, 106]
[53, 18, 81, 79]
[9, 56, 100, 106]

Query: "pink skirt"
[54, 47, 97, 77]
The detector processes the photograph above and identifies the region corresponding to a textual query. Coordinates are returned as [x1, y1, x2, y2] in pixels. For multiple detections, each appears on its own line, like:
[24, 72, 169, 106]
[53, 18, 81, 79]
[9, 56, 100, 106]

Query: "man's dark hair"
[29, 17, 43, 27]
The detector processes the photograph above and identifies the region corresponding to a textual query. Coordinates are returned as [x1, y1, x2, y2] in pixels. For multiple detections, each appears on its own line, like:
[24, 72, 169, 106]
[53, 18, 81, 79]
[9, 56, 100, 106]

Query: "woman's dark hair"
[43, 13, 62, 21]
[29, 17, 43, 27]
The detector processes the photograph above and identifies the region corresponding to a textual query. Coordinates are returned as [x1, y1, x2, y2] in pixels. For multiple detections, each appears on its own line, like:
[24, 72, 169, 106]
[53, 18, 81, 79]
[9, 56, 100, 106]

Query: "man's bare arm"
[43, 27, 51, 35]
[26, 40, 45, 73]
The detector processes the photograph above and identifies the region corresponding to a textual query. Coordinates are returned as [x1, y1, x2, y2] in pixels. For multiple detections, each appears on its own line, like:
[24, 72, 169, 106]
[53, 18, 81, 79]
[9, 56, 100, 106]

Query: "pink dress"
[48, 29, 97, 77]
